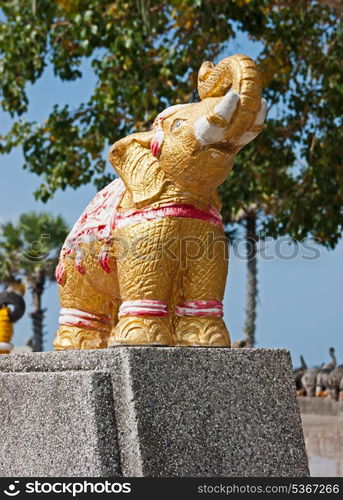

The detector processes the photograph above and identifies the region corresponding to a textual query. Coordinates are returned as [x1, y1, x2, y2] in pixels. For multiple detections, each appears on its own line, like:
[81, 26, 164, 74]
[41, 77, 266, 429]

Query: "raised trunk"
[197, 54, 262, 143]
[244, 212, 258, 347]
[30, 272, 46, 352]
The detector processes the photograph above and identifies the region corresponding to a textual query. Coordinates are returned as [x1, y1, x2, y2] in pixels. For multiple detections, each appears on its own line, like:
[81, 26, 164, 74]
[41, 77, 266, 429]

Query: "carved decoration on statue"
[54, 54, 267, 350]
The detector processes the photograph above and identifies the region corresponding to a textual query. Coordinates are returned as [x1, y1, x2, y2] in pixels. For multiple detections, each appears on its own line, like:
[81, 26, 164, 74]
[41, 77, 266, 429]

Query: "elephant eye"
[171, 119, 185, 131]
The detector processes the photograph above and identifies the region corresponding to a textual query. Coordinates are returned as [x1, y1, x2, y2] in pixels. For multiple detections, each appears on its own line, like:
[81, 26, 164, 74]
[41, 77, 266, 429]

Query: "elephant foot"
[175, 316, 231, 347]
[108, 316, 175, 346]
[53, 325, 109, 350]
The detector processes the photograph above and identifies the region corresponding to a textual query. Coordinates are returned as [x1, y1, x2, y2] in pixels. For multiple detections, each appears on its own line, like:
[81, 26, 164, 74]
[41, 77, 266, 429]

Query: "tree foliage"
[0, 0, 342, 248]
[0, 212, 69, 350]
[0, 212, 68, 284]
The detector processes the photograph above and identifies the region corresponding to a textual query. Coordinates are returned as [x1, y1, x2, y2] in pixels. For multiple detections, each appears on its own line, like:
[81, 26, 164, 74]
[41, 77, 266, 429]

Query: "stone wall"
[299, 398, 343, 477]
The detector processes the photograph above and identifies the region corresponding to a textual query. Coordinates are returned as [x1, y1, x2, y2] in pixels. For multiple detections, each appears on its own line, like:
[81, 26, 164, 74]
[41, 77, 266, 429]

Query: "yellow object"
[54, 54, 266, 350]
[0, 307, 13, 354]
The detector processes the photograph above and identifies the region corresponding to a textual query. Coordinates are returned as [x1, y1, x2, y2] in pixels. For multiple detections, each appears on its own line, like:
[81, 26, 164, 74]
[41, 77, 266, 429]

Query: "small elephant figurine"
[54, 54, 266, 350]
[0, 291, 26, 354]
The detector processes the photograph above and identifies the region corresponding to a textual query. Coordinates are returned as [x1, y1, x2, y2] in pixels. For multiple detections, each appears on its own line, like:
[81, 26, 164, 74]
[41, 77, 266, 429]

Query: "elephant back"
[197, 54, 262, 141]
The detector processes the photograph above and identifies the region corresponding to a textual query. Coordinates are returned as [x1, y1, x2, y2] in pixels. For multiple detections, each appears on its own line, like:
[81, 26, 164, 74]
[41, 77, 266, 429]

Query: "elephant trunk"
[197, 54, 262, 143]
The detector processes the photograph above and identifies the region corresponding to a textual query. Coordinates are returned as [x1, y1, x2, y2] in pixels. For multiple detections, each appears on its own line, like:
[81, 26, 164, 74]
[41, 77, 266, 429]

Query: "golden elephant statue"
[53, 54, 266, 350]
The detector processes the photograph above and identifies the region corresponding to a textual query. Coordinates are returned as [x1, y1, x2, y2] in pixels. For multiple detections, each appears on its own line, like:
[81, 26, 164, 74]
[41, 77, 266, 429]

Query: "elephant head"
[109, 54, 266, 209]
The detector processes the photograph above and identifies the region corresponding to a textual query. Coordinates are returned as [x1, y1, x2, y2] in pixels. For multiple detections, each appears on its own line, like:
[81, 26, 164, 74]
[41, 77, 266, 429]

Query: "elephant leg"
[174, 219, 231, 347]
[108, 219, 178, 346]
[53, 257, 118, 350]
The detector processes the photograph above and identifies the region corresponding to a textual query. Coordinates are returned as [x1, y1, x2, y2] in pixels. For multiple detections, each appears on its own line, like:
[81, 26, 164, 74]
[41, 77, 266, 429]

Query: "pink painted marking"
[175, 300, 223, 317]
[60, 308, 110, 324]
[184, 300, 222, 309]
[150, 135, 163, 156]
[150, 119, 164, 157]
[61, 178, 125, 256]
[55, 262, 66, 285]
[99, 249, 113, 273]
[59, 308, 111, 331]
[75, 250, 86, 275]
[119, 300, 168, 318]
[75, 260, 86, 275]
[116, 204, 223, 229]
[59, 317, 109, 328]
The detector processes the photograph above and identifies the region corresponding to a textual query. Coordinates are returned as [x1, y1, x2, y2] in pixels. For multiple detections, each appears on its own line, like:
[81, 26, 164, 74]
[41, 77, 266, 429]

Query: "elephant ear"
[198, 54, 262, 142]
[109, 147, 168, 209]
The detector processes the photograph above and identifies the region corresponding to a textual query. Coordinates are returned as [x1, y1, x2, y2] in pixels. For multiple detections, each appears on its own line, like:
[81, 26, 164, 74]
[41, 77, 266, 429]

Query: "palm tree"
[243, 209, 258, 347]
[0, 212, 68, 351]
[223, 207, 259, 348]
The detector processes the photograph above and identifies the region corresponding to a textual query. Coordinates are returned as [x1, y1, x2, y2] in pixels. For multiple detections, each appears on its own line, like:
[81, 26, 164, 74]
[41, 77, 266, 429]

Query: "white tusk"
[214, 91, 240, 123]
[254, 98, 267, 126]
[194, 116, 226, 145]
[194, 90, 240, 145]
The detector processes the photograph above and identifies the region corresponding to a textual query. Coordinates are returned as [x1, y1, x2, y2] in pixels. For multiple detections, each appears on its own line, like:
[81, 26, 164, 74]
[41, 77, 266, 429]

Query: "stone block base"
[0, 347, 309, 477]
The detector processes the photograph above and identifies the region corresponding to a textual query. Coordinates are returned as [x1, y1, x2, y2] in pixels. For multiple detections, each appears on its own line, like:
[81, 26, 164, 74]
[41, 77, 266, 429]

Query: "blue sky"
[0, 33, 342, 369]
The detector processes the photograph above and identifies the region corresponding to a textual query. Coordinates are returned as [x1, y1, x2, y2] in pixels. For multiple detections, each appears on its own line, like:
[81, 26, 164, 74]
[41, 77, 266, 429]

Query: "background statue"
[316, 347, 337, 397]
[296, 347, 343, 400]
[53, 54, 266, 350]
[294, 355, 308, 396]
[327, 365, 343, 401]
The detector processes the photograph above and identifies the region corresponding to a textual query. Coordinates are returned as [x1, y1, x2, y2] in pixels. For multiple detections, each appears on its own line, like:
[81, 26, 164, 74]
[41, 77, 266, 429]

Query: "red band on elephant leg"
[175, 300, 223, 317]
[118, 300, 168, 317]
[59, 308, 111, 332]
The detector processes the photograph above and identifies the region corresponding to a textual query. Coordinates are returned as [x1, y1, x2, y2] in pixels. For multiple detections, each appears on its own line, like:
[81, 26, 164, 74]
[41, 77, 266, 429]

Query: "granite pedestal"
[0, 347, 309, 477]
[0, 371, 119, 476]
